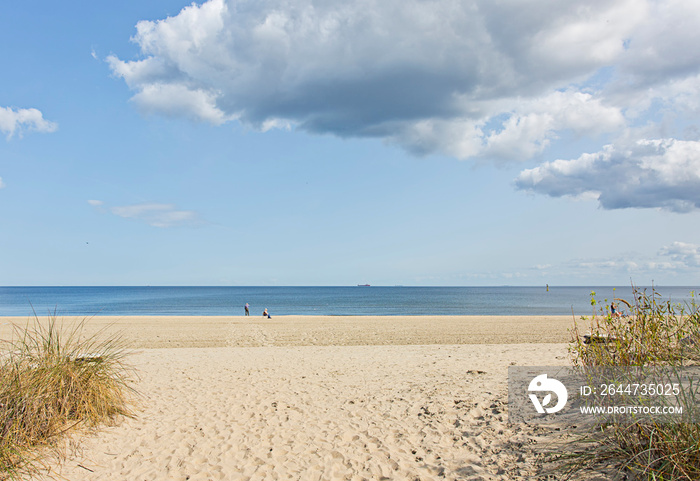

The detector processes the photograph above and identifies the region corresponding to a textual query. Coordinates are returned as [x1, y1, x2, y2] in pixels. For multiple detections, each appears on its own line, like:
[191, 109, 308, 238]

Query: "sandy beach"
[0, 315, 582, 480]
[0, 315, 575, 348]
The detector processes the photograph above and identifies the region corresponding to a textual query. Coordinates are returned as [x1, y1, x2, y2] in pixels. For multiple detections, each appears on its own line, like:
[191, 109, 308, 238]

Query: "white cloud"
[515, 138, 700, 212]
[659, 241, 700, 268]
[108, 0, 639, 148]
[0, 177, 5, 189]
[109, 0, 700, 210]
[386, 89, 625, 162]
[483, 90, 624, 162]
[617, 0, 700, 86]
[87, 199, 104, 206]
[110, 203, 203, 228]
[129, 83, 233, 125]
[0, 106, 57, 139]
[548, 250, 683, 281]
[554, 241, 700, 280]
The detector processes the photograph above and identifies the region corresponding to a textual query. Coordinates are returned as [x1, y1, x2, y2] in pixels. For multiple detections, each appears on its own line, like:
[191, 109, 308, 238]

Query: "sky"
[1, 0, 699, 287]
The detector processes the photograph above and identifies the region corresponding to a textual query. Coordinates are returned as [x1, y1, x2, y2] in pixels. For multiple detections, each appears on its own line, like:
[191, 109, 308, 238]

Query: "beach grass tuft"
[564, 286, 700, 479]
[0, 313, 136, 479]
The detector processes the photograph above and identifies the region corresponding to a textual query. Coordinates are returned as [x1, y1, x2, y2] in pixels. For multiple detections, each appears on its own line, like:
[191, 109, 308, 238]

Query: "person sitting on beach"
[611, 303, 620, 318]
[263, 308, 270, 318]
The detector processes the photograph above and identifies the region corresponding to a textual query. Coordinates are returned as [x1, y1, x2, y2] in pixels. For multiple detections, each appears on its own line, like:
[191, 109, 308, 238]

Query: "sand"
[0, 316, 585, 480]
[0, 315, 575, 348]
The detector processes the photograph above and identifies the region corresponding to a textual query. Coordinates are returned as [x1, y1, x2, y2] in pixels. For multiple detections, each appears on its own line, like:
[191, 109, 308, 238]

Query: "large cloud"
[108, 0, 700, 208]
[107, 0, 644, 152]
[514, 138, 700, 212]
[0, 106, 57, 139]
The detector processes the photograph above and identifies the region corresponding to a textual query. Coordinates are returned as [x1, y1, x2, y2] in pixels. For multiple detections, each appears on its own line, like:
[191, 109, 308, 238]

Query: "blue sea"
[0, 286, 696, 317]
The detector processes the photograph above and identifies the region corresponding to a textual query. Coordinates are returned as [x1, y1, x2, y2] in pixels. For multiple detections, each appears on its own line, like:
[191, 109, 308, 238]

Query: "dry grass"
[570, 288, 699, 368]
[0, 314, 136, 479]
[565, 286, 700, 480]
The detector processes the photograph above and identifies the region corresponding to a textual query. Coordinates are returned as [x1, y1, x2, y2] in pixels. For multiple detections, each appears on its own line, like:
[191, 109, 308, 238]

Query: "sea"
[0, 285, 697, 317]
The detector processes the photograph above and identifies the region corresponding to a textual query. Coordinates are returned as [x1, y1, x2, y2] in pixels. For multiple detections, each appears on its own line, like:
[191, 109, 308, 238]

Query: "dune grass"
[565, 286, 700, 479]
[0, 314, 136, 479]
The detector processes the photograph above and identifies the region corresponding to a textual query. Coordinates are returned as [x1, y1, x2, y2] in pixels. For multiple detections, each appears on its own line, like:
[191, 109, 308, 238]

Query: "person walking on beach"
[244, 303, 250, 316]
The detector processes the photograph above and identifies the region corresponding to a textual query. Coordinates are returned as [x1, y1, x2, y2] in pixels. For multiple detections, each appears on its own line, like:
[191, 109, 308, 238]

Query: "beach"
[0, 315, 581, 480]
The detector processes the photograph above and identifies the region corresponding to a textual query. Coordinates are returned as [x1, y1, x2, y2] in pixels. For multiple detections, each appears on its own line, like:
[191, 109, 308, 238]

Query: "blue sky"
[1, 0, 699, 286]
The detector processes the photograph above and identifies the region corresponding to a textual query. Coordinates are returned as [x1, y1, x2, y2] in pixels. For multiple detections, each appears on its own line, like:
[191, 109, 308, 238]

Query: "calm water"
[0, 286, 696, 317]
